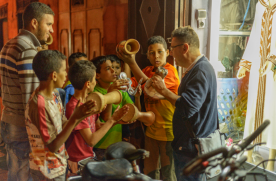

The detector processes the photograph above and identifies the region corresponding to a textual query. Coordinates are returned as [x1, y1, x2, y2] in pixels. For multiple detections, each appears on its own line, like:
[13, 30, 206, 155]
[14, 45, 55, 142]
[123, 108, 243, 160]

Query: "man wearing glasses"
[151, 26, 218, 181]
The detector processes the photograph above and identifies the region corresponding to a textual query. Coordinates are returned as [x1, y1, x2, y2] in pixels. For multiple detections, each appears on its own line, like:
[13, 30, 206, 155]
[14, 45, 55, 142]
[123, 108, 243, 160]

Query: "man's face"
[112, 61, 122, 80]
[170, 37, 185, 67]
[96, 60, 116, 83]
[147, 43, 169, 69]
[36, 14, 54, 44]
[56, 60, 67, 88]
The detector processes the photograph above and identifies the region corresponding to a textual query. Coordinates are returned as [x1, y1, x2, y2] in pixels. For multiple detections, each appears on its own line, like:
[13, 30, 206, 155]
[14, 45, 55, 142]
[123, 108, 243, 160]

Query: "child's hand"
[109, 105, 129, 123]
[108, 79, 129, 92]
[151, 75, 167, 95]
[71, 98, 98, 124]
[134, 85, 142, 98]
[117, 51, 136, 65]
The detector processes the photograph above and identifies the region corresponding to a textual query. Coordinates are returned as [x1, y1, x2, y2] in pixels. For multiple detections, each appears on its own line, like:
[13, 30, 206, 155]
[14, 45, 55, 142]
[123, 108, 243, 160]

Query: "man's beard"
[36, 25, 46, 45]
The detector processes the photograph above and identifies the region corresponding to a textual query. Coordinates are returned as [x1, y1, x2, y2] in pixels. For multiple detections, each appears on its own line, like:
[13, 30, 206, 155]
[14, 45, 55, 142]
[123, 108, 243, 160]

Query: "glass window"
[211, 0, 258, 143]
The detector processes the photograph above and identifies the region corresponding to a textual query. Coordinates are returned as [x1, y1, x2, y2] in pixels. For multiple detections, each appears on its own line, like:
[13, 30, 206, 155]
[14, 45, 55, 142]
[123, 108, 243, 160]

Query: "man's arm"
[152, 70, 209, 118]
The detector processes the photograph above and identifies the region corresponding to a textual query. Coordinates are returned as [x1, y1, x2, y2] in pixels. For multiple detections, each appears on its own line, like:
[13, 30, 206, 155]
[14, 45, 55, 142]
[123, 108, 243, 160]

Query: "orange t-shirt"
[131, 63, 180, 141]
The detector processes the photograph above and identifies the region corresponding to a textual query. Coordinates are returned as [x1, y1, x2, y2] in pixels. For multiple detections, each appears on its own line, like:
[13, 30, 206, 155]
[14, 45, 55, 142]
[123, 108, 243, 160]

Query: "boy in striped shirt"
[0, 2, 55, 180]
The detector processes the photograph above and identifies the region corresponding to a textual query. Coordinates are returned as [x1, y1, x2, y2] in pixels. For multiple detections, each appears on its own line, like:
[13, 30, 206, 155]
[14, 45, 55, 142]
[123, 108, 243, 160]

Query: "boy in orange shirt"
[118, 36, 179, 181]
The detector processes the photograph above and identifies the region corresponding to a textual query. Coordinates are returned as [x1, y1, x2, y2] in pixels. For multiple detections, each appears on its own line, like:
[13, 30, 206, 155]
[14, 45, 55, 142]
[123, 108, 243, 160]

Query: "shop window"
[210, 0, 258, 142]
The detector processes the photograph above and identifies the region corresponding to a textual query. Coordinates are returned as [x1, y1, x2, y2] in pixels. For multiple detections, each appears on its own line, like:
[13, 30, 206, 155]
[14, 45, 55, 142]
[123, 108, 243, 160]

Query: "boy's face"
[96, 60, 116, 83]
[147, 43, 169, 69]
[56, 60, 67, 88]
[87, 73, 97, 93]
[112, 61, 122, 80]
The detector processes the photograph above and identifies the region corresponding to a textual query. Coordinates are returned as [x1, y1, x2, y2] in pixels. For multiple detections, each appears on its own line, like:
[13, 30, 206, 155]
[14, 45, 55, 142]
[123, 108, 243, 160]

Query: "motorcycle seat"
[105, 141, 149, 162]
[82, 158, 132, 181]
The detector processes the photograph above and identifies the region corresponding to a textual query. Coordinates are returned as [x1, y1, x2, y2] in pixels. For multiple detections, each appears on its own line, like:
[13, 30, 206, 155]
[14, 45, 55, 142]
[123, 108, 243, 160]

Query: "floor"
[0, 143, 8, 180]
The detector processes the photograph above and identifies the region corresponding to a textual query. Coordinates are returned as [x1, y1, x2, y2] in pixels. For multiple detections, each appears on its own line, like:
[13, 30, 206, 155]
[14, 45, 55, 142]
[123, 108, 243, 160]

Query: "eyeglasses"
[169, 44, 184, 51]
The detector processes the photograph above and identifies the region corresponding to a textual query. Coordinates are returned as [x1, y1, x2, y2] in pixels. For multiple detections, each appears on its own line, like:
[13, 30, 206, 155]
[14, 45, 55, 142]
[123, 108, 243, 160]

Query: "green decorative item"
[221, 56, 232, 71]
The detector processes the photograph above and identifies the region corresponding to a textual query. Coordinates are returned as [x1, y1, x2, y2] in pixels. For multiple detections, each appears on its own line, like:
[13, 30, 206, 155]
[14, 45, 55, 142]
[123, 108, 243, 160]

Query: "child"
[65, 60, 129, 173]
[64, 52, 88, 105]
[108, 54, 142, 110]
[91, 56, 147, 160]
[24, 50, 127, 180]
[117, 36, 180, 181]
[108, 54, 142, 142]
[108, 54, 122, 80]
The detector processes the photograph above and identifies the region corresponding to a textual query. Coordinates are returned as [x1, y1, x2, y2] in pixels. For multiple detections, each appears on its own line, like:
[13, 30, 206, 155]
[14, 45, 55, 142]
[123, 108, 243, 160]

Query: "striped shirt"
[0, 29, 41, 127]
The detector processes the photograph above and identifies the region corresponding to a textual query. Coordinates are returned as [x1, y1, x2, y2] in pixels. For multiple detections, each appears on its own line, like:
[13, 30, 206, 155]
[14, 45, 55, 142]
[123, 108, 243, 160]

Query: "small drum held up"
[116, 39, 140, 55]
[121, 103, 155, 126]
[144, 67, 168, 99]
[86, 90, 122, 112]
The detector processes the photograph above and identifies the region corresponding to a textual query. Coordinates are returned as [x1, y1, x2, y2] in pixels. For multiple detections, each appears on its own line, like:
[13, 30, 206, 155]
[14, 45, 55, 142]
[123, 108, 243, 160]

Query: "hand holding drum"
[121, 103, 155, 126]
[86, 90, 122, 112]
[144, 67, 168, 99]
[116, 39, 140, 55]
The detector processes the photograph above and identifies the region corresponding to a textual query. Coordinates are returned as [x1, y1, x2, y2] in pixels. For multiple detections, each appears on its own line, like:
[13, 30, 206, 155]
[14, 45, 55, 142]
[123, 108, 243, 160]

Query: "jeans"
[1, 121, 32, 181]
[173, 151, 206, 181]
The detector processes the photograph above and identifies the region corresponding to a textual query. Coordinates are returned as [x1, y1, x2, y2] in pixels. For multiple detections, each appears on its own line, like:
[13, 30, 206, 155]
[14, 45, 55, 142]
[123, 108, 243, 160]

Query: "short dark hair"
[91, 56, 108, 73]
[33, 50, 66, 81]
[23, 2, 55, 28]
[106, 54, 121, 66]
[68, 60, 96, 90]
[68, 52, 87, 67]
[171, 26, 200, 49]
[147, 36, 167, 50]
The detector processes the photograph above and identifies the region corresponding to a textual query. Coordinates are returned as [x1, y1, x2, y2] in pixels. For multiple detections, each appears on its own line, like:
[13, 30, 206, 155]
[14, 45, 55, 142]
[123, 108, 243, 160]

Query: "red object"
[202, 161, 209, 167]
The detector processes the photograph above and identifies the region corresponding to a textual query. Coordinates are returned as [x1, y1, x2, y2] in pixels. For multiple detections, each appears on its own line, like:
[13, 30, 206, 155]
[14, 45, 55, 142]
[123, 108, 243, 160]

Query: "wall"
[0, 0, 128, 62]
[190, 0, 209, 57]
[58, 0, 128, 65]
[0, 0, 17, 40]
[0, 0, 59, 49]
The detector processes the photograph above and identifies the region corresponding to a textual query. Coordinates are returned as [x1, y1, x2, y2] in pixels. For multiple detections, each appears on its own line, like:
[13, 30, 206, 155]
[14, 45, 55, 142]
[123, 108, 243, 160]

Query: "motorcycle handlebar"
[183, 147, 228, 176]
[182, 120, 270, 176]
[227, 120, 270, 158]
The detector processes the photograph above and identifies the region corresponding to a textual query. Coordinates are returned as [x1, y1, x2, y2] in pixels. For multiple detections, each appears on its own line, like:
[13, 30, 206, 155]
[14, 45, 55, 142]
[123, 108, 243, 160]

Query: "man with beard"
[0, 2, 54, 181]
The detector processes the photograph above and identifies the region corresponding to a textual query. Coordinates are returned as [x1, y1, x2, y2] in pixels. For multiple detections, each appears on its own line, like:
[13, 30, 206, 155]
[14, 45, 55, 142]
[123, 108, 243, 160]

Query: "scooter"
[68, 141, 158, 181]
